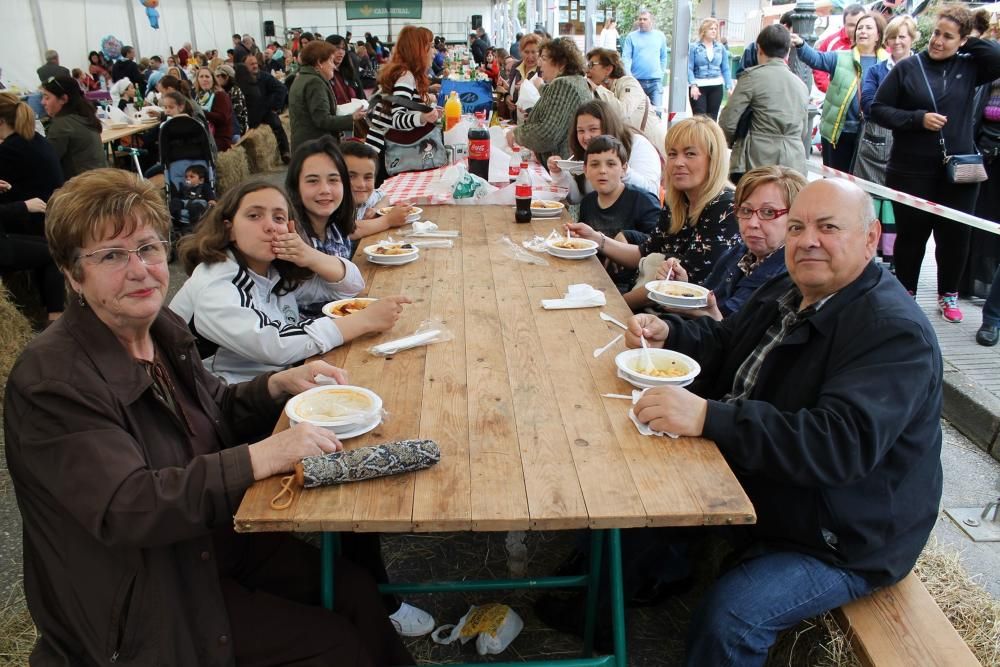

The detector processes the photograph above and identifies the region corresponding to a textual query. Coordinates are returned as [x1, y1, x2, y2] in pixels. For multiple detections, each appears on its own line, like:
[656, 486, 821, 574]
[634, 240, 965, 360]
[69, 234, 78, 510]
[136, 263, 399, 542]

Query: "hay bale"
[0, 281, 35, 409]
[252, 124, 279, 173]
[215, 145, 250, 195]
[238, 130, 261, 173]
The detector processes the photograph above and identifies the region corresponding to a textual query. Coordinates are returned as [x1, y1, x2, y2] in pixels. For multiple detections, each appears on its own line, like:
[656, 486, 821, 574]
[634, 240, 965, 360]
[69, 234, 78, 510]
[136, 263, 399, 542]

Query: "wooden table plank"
[411, 207, 473, 531]
[483, 213, 590, 530]
[463, 208, 530, 531]
[100, 119, 159, 144]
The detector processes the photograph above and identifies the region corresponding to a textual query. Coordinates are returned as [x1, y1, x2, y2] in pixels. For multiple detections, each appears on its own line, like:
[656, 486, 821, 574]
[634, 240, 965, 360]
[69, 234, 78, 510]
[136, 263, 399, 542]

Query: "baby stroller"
[159, 115, 217, 235]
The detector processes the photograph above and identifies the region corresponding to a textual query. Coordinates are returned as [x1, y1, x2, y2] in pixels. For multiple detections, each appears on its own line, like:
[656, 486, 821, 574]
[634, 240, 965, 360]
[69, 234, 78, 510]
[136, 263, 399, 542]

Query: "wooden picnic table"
[234, 204, 755, 666]
[100, 118, 159, 145]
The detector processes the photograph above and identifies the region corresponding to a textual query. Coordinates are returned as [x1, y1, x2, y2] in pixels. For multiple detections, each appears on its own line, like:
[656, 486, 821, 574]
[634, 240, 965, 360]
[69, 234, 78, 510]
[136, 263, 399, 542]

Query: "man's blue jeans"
[685, 551, 875, 667]
[983, 264, 1000, 328]
[638, 77, 663, 107]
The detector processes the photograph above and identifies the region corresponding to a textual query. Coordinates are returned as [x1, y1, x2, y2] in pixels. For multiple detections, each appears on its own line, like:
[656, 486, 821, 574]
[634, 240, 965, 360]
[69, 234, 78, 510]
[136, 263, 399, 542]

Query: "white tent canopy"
[1, 0, 517, 91]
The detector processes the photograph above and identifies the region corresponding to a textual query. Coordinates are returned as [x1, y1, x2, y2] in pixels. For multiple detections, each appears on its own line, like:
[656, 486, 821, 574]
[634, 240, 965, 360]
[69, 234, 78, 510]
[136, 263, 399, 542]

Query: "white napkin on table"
[541, 284, 606, 310]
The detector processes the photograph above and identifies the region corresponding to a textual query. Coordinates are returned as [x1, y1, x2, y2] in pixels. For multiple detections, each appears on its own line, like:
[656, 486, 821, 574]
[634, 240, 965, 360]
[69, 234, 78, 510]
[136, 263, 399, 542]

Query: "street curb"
[942, 367, 1000, 462]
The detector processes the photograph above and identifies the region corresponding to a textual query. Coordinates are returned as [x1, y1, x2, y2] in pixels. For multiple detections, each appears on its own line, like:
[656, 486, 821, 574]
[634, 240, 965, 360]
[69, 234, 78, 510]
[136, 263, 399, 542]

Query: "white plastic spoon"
[593, 333, 623, 358]
[599, 311, 628, 330]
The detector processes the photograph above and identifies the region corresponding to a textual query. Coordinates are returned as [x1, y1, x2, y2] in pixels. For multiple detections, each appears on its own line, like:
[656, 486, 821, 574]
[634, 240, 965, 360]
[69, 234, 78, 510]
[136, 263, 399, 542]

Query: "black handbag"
[916, 56, 988, 184]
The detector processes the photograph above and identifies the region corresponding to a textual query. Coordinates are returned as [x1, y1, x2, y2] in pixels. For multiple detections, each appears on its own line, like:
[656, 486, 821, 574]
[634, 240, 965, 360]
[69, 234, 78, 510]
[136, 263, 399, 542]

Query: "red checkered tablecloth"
[379, 161, 568, 206]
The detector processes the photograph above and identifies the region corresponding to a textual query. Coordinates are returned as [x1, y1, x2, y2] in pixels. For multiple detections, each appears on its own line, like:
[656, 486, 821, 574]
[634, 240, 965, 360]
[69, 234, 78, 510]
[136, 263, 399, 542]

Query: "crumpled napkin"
[541, 284, 606, 310]
[627, 387, 679, 439]
[411, 220, 439, 233]
[522, 235, 548, 252]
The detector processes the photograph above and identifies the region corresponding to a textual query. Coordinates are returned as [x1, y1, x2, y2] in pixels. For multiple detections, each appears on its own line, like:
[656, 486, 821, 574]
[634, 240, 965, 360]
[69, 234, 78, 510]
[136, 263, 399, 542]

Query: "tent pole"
[584, 0, 595, 51]
[186, 0, 198, 50]
[124, 0, 140, 56]
[29, 0, 47, 63]
[228, 0, 237, 40]
[282, 0, 289, 41]
[258, 2, 265, 44]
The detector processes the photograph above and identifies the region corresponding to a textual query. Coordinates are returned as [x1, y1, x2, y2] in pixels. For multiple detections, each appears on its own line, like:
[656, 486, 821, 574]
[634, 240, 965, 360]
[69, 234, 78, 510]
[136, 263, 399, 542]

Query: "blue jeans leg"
[638, 78, 663, 107]
[684, 551, 875, 667]
[983, 264, 1000, 327]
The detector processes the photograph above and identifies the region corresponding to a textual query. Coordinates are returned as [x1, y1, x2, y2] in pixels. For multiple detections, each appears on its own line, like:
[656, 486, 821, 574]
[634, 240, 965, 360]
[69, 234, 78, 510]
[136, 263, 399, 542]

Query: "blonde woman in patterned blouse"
[566, 116, 740, 311]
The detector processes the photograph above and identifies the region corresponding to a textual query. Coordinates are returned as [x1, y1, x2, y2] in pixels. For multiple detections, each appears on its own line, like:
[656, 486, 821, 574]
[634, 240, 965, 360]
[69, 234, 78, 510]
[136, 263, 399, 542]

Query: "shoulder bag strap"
[915, 55, 950, 161]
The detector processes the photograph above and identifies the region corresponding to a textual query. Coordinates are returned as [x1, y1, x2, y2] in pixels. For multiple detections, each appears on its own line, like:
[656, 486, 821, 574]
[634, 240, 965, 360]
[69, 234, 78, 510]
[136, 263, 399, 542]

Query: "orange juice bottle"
[444, 90, 462, 131]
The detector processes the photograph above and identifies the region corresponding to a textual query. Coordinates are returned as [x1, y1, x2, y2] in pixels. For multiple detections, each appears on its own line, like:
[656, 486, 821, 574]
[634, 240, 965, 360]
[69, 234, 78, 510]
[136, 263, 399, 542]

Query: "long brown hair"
[377, 25, 433, 96]
[0, 92, 36, 141]
[177, 180, 312, 294]
[567, 100, 635, 160]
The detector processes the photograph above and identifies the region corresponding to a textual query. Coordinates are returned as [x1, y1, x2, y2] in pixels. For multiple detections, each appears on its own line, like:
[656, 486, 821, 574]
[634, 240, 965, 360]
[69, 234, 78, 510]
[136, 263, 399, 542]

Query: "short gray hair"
[859, 191, 876, 232]
[45, 49, 59, 62]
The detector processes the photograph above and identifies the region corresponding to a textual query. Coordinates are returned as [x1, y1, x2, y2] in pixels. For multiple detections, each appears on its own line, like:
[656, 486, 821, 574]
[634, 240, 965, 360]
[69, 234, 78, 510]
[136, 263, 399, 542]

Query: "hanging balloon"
[101, 35, 123, 61]
[140, 0, 160, 29]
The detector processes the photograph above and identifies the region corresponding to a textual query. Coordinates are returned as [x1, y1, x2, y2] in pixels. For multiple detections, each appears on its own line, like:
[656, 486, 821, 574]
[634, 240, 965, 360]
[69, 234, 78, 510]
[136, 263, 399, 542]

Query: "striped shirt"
[365, 71, 427, 153]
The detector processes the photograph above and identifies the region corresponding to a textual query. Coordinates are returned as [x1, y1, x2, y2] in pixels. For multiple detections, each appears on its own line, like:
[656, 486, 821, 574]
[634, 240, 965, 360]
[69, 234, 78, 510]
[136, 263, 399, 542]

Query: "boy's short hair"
[185, 164, 209, 181]
[757, 24, 791, 59]
[340, 140, 379, 166]
[584, 135, 628, 166]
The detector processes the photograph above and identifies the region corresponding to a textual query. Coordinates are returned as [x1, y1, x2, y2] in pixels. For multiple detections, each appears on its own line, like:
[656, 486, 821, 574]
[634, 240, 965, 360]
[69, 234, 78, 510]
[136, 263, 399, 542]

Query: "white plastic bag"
[517, 78, 541, 109]
[431, 603, 524, 656]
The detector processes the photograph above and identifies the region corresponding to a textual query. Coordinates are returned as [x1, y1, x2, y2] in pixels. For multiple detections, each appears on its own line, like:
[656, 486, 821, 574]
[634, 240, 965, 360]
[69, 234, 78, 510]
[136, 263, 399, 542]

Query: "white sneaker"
[389, 602, 435, 637]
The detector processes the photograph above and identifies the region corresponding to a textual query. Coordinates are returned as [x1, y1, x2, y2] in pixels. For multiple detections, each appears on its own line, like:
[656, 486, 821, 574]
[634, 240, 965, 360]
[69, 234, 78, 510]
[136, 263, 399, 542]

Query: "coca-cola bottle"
[468, 120, 490, 181]
[514, 159, 532, 224]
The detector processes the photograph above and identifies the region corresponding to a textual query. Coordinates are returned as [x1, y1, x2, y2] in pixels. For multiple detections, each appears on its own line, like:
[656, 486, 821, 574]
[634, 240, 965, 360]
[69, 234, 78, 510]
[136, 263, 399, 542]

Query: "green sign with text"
[346, 0, 423, 20]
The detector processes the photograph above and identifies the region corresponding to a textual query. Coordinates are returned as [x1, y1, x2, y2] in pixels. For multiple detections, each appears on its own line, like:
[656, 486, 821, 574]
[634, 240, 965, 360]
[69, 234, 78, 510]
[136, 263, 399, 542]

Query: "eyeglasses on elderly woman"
[76, 240, 171, 270]
[735, 205, 790, 221]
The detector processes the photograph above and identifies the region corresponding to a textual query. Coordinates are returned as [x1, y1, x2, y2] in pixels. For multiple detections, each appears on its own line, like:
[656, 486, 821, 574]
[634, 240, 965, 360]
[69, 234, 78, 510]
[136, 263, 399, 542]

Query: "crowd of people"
[1, 4, 1000, 664]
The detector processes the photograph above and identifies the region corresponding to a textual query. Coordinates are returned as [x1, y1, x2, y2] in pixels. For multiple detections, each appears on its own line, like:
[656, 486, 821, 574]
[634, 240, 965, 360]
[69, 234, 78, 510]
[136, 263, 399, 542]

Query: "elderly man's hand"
[248, 424, 343, 479]
[626, 313, 669, 348]
[659, 292, 722, 321]
[634, 386, 708, 437]
[268, 360, 349, 399]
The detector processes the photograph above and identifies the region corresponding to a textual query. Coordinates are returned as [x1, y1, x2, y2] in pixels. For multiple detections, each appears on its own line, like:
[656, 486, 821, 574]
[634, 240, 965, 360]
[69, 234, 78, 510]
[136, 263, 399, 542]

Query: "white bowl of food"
[363, 242, 420, 265]
[555, 159, 585, 175]
[645, 280, 710, 308]
[377, 205, 423, 223]
[529, 200, 565, 217]
[285, 385, 383, 434]
[322, 297, 378, 318]
[614, 348, 701, 388]
[544, 237, 599, 259]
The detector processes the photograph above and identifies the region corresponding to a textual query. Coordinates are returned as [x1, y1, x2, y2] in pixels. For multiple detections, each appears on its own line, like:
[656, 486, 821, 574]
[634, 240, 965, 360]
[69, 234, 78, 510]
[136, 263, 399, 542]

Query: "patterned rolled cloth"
[293, 439, 441, 488]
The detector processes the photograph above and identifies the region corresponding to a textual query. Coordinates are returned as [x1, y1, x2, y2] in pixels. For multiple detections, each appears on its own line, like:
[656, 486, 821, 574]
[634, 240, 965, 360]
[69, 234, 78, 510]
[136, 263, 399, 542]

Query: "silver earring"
[77, 292, 86, 307]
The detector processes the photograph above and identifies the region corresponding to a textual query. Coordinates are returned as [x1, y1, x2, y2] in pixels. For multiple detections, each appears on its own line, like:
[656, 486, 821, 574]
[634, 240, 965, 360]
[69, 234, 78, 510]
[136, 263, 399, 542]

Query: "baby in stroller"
[170, 164, 216, 227]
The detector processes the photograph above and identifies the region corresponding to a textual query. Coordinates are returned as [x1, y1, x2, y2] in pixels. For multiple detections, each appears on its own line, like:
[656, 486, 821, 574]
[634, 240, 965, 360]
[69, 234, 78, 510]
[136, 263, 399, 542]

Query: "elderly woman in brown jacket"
[3, 169, 413, 667]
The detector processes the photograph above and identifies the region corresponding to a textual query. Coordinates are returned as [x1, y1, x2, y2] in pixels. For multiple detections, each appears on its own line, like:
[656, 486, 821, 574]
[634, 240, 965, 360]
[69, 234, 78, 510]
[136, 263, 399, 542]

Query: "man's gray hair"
[45, 49, 59, 62]
[638, 9, 654, 17]
[859, 190, 876, 232]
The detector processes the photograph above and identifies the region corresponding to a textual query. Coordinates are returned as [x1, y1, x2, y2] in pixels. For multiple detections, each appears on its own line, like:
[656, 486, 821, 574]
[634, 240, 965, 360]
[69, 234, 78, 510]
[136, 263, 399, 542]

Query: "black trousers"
[0, 233, 65, 313]
[690, 84, 724, 121]
[886, 164, 979, 295]
[260, 110, 290, 156]
[217, 531, 413, 667]
[821, 133, 859, 173]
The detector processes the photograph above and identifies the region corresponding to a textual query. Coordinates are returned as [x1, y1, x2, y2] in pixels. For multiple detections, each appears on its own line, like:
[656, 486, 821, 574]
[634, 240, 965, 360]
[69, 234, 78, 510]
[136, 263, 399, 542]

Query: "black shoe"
[976, 324, 999, 346]
[534, 593, 614, 654]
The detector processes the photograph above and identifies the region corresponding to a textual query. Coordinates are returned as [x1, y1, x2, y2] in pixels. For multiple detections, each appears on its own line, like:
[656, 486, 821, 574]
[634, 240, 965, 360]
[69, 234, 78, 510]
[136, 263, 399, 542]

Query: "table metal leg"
[608, 529, 627, 667]
[321, 532, 342, 611]
[582, 529, 605, 656]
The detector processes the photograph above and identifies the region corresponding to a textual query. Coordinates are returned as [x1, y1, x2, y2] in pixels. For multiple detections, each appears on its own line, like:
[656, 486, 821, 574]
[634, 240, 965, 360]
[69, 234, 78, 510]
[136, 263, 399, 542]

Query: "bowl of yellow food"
[376, 205, 423, 223]
[362, 242, 420, 265]
[644, 280, 710, 308]
[322, 297, 378, 318]
[614, 348, 701, 388]
[528, 200, 565, 217]
[544, 237, 599, 259]
[284, 385, 383, 434]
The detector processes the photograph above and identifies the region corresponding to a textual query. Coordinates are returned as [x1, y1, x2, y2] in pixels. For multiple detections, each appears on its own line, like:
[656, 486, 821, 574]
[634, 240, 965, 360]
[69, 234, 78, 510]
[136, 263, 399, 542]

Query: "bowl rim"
[322, 297, 378, 318]
[363, 242, 419, 257]
[544, 237, 599, 252]
[644, 280, 711, 300]
[529, 200, 565, 210]
[284, 384, 383, 427]
[614, 348, 701, 384]
[376, 205, 423, 216]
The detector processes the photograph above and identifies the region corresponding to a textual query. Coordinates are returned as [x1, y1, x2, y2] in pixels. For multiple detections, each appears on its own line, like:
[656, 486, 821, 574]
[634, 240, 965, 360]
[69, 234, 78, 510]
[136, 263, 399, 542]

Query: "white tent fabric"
[1, 0, 497, 92]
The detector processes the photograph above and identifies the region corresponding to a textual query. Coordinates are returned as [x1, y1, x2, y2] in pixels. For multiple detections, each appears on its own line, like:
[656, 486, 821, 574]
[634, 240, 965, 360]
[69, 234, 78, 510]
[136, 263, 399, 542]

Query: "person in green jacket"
[40, 76, 107, 179]
[507, 37, 594, 165]
[793, 12, 887, 172]
[288, 40, 367, 152]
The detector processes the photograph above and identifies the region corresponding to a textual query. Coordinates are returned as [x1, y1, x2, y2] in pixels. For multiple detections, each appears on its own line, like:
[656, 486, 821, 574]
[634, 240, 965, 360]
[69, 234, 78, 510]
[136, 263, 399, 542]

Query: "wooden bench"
[832, 572, 981, 667]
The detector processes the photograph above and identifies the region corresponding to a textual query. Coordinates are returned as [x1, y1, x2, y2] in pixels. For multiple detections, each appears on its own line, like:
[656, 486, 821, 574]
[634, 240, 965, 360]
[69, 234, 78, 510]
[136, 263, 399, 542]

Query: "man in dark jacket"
[469, 33, 488, 65]
[111, 46, 147, 94]
[36, 50, 70, 83]
[627, 179, 943, 664]
[238, 54, 291, 163]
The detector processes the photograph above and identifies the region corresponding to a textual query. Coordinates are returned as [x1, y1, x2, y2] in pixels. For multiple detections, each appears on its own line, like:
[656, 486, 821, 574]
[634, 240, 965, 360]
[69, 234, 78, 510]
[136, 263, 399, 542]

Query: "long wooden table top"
[235, 205, 755, 534]
[101, 119, 159, 144]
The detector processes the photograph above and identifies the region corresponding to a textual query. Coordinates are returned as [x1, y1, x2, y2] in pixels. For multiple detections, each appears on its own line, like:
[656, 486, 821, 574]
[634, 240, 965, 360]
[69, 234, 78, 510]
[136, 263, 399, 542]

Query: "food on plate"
[551, 239, 593, 250]
[531, 200, 563, 209]
[328, 299, 374, 317]
[377, 206, 421, 216]
[632, 361, 689, 378]
[370, 243, 416, 256]
[650, 282, 707, 298]
[294, 388, 375, 421]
